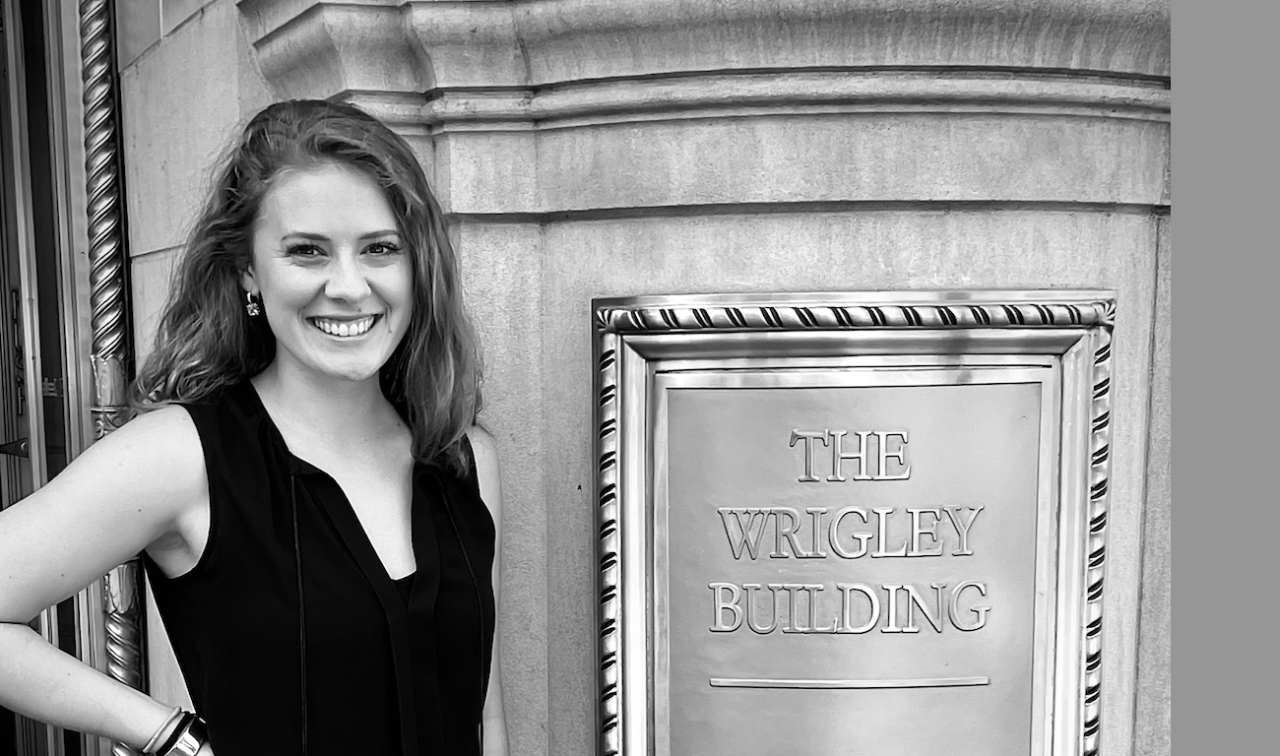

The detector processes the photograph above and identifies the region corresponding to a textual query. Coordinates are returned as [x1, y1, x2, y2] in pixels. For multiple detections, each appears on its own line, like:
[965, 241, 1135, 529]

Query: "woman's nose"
[324, 255, 372, 301]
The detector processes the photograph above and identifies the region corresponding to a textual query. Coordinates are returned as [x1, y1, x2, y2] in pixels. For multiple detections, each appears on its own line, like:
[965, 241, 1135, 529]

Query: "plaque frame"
[592, 290, 1115, 756]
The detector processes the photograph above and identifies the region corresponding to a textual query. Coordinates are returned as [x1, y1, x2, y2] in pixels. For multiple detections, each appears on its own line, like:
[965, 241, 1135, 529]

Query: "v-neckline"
[236, 381, 431, 754]
[239, 381, 428, 588]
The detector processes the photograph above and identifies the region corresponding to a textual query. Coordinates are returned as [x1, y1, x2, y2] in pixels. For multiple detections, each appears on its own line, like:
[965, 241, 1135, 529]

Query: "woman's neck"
[249, 362, 405, 457]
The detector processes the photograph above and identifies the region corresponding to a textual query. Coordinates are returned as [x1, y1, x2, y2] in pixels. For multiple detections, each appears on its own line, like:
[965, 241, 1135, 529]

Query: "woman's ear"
[240, 267, 256, 295]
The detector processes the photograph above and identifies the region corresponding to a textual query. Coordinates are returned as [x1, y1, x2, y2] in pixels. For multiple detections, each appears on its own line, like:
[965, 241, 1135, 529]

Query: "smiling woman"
[0, 100, 509, 756]
[246, 164, 415, 385]
[134, 101, 481, 472]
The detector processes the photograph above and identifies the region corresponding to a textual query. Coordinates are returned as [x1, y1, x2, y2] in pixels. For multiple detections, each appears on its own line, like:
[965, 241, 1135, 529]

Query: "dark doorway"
[1, 1, 85, 754]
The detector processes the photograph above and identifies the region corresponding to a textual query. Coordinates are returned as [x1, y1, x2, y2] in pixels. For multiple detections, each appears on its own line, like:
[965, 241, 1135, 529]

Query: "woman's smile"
[308, 314, 382, 338]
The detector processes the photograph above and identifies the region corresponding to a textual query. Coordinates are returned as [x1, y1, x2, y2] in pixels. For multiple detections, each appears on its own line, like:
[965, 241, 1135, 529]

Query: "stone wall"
[120, 2, 1171, 755]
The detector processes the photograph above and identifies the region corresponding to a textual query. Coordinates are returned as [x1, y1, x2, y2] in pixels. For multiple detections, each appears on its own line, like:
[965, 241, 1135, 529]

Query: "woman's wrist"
[116, 693, 186, 753]
[141, 705, 183, 753]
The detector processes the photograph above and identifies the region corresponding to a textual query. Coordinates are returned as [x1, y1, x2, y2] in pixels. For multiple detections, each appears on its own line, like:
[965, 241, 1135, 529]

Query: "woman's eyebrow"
[280, 231, 328, 242]
[280, 230, 399, 242]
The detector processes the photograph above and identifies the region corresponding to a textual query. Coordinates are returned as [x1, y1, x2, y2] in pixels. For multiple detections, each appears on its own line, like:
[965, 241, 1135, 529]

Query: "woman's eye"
[285, 244, 323, 257]
[366, 242, 403, 256]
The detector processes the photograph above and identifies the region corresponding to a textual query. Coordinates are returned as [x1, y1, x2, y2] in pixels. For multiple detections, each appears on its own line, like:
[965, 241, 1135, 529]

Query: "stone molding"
[238, 0, 1170, 131]
[234, 0, 1170, 215]
[397, 70, 1169, 134]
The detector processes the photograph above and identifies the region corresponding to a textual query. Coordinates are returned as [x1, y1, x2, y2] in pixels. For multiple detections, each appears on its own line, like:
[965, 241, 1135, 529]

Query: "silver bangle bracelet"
[142, 706, 183, 754]
[158, 714, 208, 756]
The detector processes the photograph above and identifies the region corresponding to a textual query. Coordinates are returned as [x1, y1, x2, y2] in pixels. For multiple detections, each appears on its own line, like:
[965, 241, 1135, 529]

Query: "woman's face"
[243, 162, 414, 386]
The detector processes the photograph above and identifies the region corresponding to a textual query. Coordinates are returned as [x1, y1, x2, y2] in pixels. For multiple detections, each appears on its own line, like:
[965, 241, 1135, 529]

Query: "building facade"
[0, 1, 1169, 754]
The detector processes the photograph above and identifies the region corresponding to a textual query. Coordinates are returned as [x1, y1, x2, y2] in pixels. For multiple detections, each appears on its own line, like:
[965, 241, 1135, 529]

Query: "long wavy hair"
[132, 99, 482, 472]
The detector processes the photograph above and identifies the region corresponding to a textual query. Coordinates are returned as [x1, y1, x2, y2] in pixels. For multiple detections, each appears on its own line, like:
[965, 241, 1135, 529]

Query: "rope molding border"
[596, 299, 1114, 333]
[593, 294, 1114, 756]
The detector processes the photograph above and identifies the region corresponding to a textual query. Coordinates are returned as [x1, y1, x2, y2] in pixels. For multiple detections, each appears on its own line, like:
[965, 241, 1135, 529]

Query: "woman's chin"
[278, 345, 397, 386]
[328, 366, 386, 384]
[296, 359, 388, 386]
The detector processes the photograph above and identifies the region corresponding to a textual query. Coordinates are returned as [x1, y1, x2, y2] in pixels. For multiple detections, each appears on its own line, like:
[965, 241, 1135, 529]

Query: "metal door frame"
[3, 1, 134, 754]
[3, 1, 73, 753]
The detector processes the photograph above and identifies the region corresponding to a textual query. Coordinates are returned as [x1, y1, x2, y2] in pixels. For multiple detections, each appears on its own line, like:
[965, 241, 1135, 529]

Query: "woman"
[0, 99, 507, 755]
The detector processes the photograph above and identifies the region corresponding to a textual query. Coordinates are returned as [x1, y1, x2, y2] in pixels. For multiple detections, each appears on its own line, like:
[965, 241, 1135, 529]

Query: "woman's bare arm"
[0, 405, 209, 749]
[469, 426, 510, 756]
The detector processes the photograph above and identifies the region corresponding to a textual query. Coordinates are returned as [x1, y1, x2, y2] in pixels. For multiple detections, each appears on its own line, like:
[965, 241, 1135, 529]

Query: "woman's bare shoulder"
[465, 424, 498, 461]
[45, 404, 208, 527]
[465, 425, 503, 515]
[0, 405, 208, 621]
[103, 405, 205, 475]
[120, 403, 200, 438]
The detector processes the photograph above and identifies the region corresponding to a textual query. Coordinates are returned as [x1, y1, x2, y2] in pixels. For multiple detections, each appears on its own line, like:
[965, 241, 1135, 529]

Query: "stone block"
[162, 0, 217, 35]
[542, 115, 1168, 211]
[116, 0, 161, 69]
[431, 131, 537, 215]
[121, 0, 245, 255]
[424, 111, 1168, 215]
[130, 247, 180, 366]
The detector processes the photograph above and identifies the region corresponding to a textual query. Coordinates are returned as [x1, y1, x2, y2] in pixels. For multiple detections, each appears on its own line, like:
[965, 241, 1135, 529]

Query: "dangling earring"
[245, 291, 262, 317]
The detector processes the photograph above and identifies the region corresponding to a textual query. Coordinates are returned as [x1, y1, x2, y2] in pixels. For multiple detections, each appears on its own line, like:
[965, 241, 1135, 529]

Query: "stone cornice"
[238, 0, 1170, 128]
[509, 0, 1170, 83]
[392, 70, 1169, 133]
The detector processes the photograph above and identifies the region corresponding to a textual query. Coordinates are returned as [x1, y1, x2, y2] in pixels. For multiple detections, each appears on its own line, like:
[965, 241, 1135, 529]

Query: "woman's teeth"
[312, 316, 377, 337]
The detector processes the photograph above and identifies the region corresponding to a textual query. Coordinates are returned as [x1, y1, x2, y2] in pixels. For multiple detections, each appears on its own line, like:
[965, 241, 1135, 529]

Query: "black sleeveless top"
[142, 382, 496, 755]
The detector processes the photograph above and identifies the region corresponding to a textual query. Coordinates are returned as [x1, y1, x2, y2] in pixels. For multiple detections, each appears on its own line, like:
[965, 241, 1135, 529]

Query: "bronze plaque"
[593, 292, 1115, 756]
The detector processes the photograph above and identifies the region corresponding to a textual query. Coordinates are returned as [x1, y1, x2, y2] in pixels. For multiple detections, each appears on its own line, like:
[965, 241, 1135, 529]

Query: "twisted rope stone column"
[79, 2, 142, 754]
